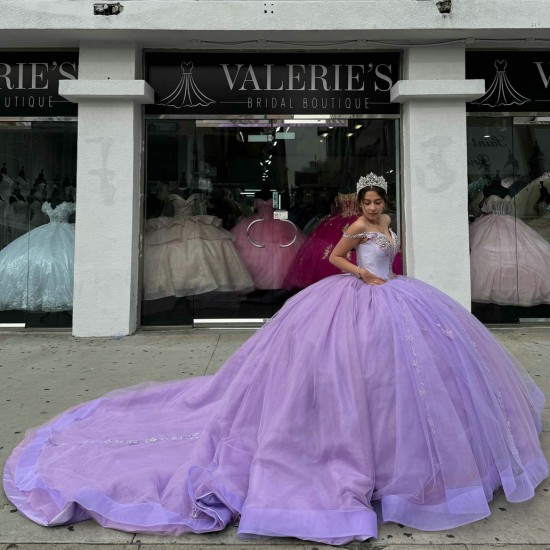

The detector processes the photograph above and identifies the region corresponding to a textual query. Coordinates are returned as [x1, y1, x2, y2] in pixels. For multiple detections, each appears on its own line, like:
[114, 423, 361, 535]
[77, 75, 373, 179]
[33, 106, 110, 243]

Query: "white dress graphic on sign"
[472, 59, 530, 107]
[158, 61, 215, 108]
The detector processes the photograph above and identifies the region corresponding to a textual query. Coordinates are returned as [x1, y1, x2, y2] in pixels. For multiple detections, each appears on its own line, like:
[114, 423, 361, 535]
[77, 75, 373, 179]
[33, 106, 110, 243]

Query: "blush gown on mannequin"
[230, 198, 306, 289]
[469, 194, 550, 306]
[4, 226, 548, 545]
[143, 193, 254, 300]
[0, 201, 75, 311]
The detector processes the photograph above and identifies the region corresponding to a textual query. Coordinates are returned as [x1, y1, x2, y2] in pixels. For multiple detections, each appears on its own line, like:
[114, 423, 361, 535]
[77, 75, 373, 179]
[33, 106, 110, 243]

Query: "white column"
[391, 45, 484, 309]
[59, 42, 154, 337]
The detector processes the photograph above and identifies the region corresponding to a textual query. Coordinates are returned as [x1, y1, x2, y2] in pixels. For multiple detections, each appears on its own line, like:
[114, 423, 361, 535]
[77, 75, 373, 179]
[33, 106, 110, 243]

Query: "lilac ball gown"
[3, 227, 548, 545]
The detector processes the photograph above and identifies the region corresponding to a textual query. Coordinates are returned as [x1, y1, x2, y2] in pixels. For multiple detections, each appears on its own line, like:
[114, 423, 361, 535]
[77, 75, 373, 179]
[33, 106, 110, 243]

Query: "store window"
[142, 51, 401, 326]
[466, 50, 550, 323]
[0, 121, 77, 327]
[467, 116, 550, 323]
[0, 51, 78, 328]
[142, 117, 400, 326]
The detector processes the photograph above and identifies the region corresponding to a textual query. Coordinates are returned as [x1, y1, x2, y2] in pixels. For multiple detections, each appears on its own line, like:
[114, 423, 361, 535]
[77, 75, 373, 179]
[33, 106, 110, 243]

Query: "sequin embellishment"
[48, 432, 200, 447]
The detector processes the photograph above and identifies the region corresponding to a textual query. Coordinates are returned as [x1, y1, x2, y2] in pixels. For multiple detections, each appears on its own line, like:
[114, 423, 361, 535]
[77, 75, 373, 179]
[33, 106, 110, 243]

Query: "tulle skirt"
[0, 221, 74, 311]
[3, 274, 547, 545]
[143, 216, 254, 299]
[470, 213, 550, 306]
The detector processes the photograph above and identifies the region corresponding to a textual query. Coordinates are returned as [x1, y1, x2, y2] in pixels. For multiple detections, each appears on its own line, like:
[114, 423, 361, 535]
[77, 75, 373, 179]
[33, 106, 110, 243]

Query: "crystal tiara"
[356, 173, 388, 193]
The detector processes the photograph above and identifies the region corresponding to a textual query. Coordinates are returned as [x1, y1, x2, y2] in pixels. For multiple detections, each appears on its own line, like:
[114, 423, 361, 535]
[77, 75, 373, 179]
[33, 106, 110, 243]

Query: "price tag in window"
[273, 210, 288, 220]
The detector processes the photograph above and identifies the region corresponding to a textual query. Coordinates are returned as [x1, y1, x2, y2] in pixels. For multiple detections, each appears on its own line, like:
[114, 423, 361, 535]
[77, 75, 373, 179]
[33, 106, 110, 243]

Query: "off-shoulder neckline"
[344, 228, 397, 249]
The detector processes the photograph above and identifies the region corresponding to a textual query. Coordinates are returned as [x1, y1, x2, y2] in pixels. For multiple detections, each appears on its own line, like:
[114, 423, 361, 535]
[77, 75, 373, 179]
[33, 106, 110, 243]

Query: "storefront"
[466, 51, 550, 324]
[0, 52, 78, 328]
[141, 52, 402, 326]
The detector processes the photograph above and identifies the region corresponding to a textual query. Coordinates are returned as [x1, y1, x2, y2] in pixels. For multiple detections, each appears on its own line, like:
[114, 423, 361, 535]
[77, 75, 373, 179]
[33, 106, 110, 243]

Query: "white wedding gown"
[143, 193, 254, 300]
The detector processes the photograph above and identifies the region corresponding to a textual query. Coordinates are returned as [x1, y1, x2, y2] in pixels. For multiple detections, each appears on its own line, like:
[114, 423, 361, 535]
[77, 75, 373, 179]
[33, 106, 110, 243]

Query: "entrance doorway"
[141, 116, 400, 327]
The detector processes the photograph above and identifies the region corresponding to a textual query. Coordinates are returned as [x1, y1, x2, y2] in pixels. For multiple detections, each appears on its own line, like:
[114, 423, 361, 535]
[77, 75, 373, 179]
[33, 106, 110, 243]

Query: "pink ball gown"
[3, 227, 547, 545]
[470, 195, 550, 306]
[230, 198, 306, 290]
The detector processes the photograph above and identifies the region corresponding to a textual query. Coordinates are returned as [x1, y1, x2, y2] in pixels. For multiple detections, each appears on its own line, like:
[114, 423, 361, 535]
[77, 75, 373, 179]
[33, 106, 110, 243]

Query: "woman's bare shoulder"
[344, 217, 368, 236]
[381, 213, 392, 227]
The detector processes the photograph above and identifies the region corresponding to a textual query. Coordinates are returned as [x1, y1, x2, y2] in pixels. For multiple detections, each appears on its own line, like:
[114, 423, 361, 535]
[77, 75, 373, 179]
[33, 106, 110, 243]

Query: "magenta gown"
[283, 192, 361, 289]
[230, 198, 306, 289]
[3, 228, 548, 545]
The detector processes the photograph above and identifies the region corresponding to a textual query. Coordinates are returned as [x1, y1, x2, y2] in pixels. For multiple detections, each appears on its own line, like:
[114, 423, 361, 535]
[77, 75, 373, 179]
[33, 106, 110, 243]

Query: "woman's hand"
[359, 268, 387, 285]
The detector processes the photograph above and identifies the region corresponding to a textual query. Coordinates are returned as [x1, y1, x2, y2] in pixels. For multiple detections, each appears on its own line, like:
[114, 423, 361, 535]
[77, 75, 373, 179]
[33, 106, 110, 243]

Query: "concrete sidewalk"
[0, 327, 549, 550]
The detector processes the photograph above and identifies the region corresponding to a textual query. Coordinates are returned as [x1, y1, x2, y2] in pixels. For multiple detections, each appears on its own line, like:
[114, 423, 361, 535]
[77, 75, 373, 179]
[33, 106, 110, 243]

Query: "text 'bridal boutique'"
[0, 201, 75, 311]
[3, 177, 548, 545]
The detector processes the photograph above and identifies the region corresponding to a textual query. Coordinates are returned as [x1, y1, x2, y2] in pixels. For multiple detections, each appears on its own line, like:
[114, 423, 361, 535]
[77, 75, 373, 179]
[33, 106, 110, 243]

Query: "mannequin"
[535, 181, 550, 214]
[254, 183, 272, 203]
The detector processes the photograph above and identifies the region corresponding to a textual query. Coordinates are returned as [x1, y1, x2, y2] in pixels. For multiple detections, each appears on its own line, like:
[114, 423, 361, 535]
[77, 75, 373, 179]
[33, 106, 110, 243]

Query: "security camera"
[436, 0, 451, 14]
[94, 3, 123, 16]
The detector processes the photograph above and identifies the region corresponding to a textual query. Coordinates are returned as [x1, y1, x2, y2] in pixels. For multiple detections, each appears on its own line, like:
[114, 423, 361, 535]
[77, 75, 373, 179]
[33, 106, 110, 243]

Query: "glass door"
[467, 116, 550, 323]
[142, 116, 400, 327]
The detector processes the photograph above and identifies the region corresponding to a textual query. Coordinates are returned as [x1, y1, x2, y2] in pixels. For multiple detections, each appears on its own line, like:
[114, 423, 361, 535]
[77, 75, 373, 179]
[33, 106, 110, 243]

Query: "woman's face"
[360, 190, 385, 221]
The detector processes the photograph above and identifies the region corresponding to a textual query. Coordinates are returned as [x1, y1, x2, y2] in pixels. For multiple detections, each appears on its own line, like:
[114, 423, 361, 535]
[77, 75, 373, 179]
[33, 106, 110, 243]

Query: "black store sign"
[0, 52, 78, 117]
[467, 51, 550, 112]
[145, 52, 401, 115]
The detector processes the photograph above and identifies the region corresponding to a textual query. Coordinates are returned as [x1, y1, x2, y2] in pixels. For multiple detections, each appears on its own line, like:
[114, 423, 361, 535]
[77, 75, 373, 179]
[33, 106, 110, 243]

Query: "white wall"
[67, 42, 145, 337]
[1, 1, 550, 47]
[396, 45, 482, 308]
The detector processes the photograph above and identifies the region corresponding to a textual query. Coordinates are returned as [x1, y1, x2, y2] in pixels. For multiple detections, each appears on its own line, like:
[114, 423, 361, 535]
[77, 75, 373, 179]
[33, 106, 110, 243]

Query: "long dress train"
[3, 226, 548, 545]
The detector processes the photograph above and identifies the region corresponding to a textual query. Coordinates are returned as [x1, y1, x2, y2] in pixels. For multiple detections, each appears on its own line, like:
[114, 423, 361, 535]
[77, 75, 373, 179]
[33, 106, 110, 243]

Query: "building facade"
[1, 0, 549, 336]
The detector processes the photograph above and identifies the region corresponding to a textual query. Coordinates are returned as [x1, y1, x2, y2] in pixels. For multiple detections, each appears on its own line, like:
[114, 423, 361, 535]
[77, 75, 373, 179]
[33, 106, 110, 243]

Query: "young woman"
[3, 174, 547, 545]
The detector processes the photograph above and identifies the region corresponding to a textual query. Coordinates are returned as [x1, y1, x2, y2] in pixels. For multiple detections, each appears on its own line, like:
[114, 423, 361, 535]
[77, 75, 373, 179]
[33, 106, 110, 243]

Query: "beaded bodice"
[255, 198, 274, 217]
[170, 194, 197, 218]
[344, 228, 400, 279]
[42, 201, 75, 223]
[482, 195, 514, 216]
[336, 193, 361, 217]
